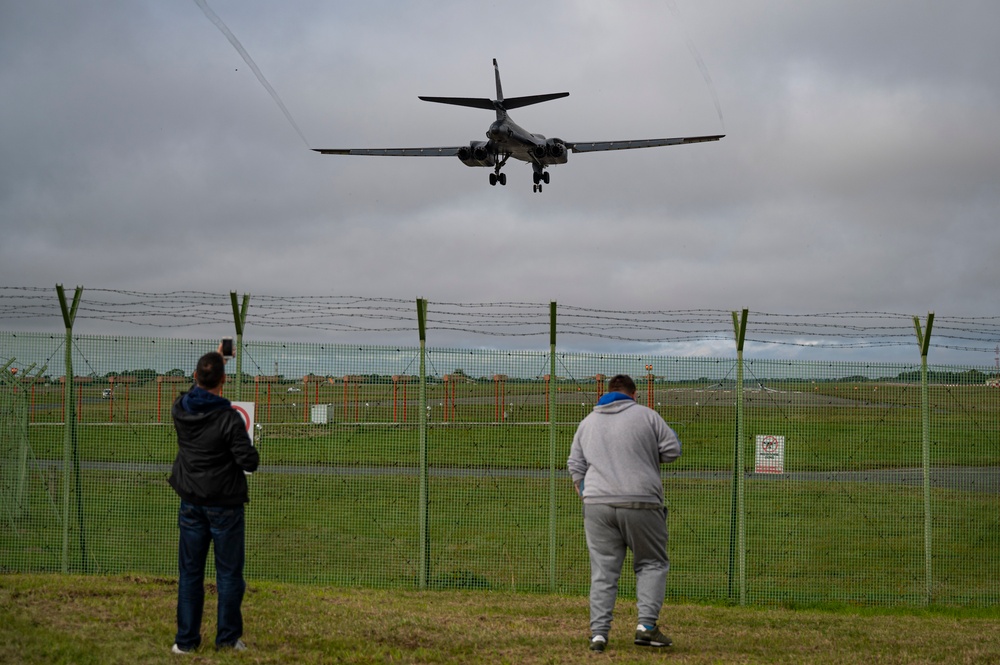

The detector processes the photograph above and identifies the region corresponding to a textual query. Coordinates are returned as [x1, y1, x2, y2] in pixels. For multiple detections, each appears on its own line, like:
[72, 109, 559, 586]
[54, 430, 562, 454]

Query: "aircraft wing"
[312, 147, 461, 156]
[565, 134, 724, 153]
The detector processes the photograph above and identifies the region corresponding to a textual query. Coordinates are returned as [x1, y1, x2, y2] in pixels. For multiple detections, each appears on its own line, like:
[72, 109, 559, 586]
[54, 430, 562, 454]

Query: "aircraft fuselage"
[487, 115, 548, 163]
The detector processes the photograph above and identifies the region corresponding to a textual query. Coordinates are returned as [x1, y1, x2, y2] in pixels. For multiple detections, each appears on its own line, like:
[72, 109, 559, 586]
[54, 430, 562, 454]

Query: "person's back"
[568, 396, 679, 505]
[170, 385, 257, 506]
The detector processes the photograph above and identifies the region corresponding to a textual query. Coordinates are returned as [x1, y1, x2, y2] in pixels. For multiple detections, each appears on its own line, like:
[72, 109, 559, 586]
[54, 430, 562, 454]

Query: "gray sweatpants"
[583, 503, 669, 637]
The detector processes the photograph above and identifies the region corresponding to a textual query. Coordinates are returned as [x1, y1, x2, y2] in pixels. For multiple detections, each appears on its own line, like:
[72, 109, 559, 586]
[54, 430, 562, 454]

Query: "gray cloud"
[1, 0, 998, 363]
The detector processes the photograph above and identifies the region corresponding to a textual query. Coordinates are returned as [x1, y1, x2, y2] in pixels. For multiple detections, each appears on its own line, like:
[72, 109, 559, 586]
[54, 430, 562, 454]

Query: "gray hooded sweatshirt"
[567, 397, 681, 505]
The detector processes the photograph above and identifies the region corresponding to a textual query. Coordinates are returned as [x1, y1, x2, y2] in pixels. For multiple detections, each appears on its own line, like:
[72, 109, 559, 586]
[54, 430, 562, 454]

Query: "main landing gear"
[490, 153, 511, 187]
[532, 169, 550, 193]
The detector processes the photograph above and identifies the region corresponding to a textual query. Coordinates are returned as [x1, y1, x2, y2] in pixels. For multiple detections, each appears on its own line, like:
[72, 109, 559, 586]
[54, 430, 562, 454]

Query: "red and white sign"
[232, 401, 256, 445]
[755, 435, 785, 474]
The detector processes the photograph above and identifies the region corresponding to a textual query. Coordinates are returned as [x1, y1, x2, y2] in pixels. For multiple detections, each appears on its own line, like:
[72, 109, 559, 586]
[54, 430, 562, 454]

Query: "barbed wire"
[1, 287, 998, 357]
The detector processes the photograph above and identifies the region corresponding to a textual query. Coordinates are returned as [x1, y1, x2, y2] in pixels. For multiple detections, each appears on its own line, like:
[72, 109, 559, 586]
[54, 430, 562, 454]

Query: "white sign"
[232, 401, 256, 445]
[755, 435, 785, 474]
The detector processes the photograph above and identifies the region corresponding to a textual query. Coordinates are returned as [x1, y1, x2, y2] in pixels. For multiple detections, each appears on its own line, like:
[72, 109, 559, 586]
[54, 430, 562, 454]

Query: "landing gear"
[490, 154, 511, 187]
[532, 167, 550, 193]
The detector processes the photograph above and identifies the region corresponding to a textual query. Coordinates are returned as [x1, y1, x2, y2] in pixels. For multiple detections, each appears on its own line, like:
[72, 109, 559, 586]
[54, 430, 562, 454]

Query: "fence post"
[548, 301, 557, 591]
[913, 312, 935, 604]
[57, 284, 86, 573]
[416, 298, 429, 589]
[729, 308, 748, 605]
[230, 292, 250, 401]
[0, 360, 42, 524]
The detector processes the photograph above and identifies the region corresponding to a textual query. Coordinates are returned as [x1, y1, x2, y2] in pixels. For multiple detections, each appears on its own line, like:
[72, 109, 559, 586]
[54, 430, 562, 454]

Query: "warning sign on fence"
[755, 435, 785, 474]
[232, 401, 256, 477]
[232, 401, 256, 444]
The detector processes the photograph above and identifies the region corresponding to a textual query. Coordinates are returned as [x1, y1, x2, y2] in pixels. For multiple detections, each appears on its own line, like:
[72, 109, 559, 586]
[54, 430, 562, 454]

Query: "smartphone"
[221, 337, 234, 358]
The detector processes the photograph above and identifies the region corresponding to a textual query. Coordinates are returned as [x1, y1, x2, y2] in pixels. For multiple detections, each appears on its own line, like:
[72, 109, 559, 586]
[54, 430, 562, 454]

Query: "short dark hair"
[608, 374, 636, 395]
[195, 352, 225, 390]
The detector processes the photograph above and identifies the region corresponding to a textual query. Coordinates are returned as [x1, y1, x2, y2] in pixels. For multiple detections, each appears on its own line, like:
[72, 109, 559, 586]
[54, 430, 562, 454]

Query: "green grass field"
[3, 380, 998, 607]
[3, 573, 1000, 664]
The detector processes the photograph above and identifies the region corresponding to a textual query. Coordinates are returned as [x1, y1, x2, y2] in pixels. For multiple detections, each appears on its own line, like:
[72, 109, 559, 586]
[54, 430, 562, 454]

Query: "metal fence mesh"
[1, 294, 998, 607]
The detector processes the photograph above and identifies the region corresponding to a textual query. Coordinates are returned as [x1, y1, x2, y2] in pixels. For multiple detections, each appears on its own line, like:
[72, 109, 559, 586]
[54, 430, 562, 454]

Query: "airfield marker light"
[645, 366, 655, 409]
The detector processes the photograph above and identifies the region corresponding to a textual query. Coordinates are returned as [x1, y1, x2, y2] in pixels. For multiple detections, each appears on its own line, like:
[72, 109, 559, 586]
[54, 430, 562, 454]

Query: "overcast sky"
[1, 1, 998, 360]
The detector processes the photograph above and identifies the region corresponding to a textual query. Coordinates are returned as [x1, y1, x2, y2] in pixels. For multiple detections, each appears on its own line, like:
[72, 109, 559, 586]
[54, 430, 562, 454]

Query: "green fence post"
[729, 308, 748, 605]
[230, 292, 250, 401]
[913, 312, 934, 605]
[0, 360, 42, 525]
[417, 298, 429, 589]
[548, 301, 557, 592]
[56, 284, 85, 573]
[15, 363, 41, 521]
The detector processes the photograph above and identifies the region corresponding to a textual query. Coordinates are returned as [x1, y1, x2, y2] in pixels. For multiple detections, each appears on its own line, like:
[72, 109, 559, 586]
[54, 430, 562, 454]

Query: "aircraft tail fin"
[493, 58, 504, 105]
[418, 60, 568, 119]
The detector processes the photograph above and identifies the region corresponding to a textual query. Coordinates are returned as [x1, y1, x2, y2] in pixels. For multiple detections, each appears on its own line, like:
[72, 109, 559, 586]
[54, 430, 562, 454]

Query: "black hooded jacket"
[168, 387, 259, 506]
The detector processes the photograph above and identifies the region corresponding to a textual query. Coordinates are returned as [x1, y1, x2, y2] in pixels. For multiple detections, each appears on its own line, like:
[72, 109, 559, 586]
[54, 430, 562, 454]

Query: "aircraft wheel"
[532, 184, 538, 193]
[489, 173, 497, 186]
[499, 173, 507, 186]
[542, 171, 550, 184]
[532, 172, 540, 184]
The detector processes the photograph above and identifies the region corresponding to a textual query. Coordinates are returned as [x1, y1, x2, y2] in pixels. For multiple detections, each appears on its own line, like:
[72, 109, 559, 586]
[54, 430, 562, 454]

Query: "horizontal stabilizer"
[312, 147, 460, 156]
[418, 96, 495, 110]
[419, 92, 569, 111]
[502, 92, 569, 110]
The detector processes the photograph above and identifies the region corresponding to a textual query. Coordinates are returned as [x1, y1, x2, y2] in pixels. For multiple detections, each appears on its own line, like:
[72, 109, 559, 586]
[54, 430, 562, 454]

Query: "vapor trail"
[193, 0, 310, 146]
[666, 1, 725, 131]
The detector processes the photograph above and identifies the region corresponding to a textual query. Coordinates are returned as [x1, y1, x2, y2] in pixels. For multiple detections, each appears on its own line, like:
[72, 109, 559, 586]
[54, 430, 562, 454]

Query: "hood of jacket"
[593, 391, 636, 414]
[179, 385, 231, 415]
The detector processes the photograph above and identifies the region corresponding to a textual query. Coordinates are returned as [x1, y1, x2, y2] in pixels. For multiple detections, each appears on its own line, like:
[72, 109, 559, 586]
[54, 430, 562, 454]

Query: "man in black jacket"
[168, 348, 259, 654]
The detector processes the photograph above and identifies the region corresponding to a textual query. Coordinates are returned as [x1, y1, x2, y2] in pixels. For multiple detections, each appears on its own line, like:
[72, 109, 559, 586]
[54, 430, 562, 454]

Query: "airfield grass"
[5, 469, 998, 606]
[4, 573, 1000, 665]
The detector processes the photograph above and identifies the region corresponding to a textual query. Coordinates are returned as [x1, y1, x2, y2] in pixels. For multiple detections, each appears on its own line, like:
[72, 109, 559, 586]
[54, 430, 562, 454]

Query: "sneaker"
[589, 635, 607, 652]
[634, 623, 672, 647]
[171, 643, 192, 655]
[217, 639, 247, 651]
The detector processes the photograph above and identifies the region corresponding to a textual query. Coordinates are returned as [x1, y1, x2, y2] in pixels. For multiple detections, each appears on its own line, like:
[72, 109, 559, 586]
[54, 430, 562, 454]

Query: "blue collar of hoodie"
[181, 385, 232, 414]
[597, 391, 635, 406]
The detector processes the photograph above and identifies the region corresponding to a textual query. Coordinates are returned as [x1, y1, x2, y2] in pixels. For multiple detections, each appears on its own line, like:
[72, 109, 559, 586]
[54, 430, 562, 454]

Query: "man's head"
[194, 351, 226, 391]
[607, 374, 637, 397]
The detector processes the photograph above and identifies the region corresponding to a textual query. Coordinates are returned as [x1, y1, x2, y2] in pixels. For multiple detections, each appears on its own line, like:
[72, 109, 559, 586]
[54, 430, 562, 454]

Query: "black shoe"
[589, 635, 607, 652]
[634, 623, 672, 647]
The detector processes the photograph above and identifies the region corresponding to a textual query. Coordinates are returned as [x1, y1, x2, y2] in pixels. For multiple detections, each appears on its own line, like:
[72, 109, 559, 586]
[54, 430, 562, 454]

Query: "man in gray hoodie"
[566, 374, 681, 652]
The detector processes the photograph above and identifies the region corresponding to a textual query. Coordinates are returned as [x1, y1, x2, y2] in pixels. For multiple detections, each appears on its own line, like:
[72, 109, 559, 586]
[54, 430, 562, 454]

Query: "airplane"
[313, 59, 723, 193]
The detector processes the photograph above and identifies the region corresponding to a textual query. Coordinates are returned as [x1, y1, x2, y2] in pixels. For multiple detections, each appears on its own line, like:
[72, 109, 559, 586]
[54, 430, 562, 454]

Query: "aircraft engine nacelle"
[532, 144, 547, 160]
[458, 141, 496, 167]
[545, 138, 568, 164]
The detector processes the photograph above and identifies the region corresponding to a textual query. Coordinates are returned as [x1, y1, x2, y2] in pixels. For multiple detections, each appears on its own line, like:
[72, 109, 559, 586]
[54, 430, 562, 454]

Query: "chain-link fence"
[1, 288, 998, 607]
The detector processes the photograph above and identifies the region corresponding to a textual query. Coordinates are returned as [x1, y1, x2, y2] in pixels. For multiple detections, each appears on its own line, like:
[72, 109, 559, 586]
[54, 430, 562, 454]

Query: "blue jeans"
[175, 501, 246, 650]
